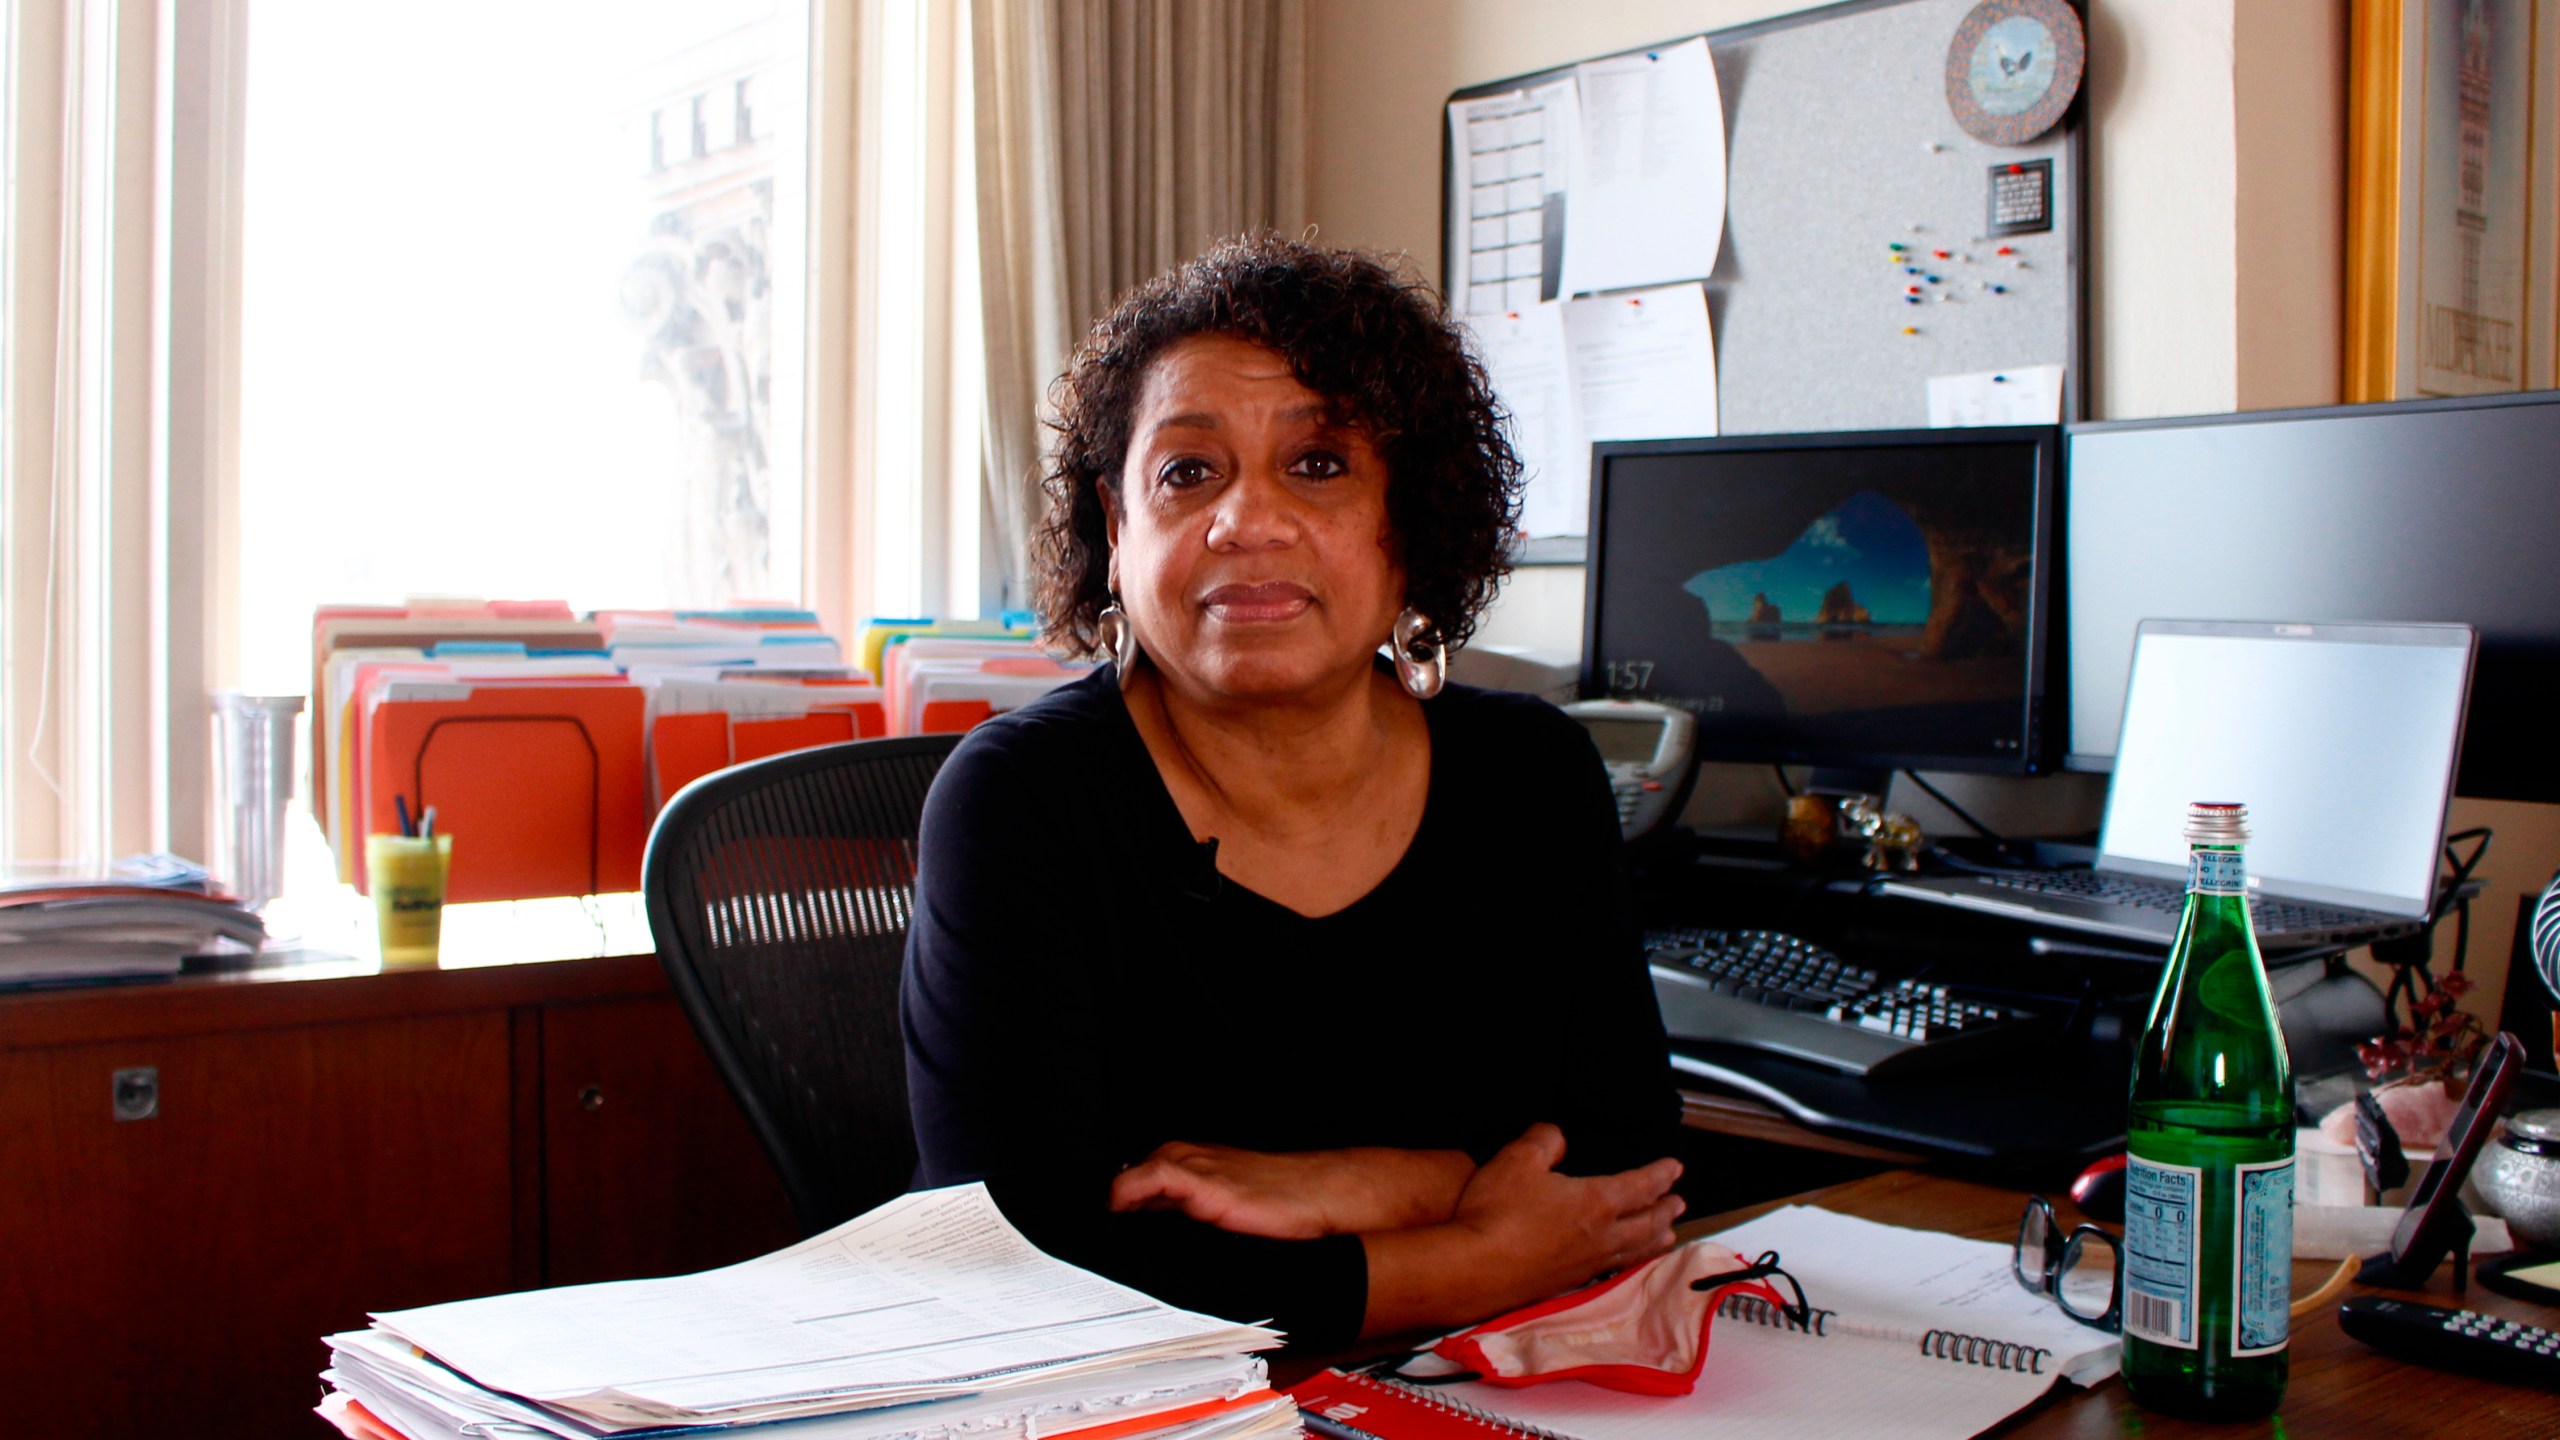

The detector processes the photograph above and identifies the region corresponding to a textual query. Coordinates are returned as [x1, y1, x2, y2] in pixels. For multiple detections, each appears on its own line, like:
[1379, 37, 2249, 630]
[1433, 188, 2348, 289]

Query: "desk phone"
[1562, 699, 1695, 840]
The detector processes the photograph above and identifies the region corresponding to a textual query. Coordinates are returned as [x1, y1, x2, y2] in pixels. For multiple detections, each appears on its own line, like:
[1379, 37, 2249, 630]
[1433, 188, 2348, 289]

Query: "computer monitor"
[1580, 427, 2059, 780]
[2064, 390, 2560, 803]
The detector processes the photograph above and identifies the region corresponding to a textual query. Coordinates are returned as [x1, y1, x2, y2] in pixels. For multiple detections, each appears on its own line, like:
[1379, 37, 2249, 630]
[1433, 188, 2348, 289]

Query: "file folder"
[361, 682, 648, 901]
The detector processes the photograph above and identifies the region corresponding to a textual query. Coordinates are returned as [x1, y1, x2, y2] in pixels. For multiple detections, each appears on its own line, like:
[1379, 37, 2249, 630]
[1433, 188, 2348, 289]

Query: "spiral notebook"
[1296, 1206, 2120, 1440]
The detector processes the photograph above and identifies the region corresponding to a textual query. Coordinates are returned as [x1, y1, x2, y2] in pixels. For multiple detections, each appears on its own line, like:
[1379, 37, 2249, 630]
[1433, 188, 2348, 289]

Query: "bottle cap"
[2185, 801, 2249, 845]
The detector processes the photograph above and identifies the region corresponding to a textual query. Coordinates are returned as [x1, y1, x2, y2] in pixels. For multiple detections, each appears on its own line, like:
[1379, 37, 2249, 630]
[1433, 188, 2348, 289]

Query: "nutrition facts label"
[2125, 1157, 2201, 1349]
[2233, 1158, 2294, 1355]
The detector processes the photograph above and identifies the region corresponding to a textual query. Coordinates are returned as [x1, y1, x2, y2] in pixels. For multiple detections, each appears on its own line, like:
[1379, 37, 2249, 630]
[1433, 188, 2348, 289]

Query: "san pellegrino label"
[2187, 848, 2246, 896]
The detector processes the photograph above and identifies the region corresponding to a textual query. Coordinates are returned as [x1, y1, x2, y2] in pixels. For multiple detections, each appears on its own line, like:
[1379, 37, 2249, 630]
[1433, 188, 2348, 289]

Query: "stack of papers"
[0, 855, 264, 986]
[597, 608, 849, 672]
[319, 1184, 1293, 1440]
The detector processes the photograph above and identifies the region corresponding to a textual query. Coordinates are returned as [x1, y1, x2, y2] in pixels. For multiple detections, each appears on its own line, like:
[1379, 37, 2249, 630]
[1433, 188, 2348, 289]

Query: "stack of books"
[319, 1183, 1295, 1440]
[0, 855, 264, 987]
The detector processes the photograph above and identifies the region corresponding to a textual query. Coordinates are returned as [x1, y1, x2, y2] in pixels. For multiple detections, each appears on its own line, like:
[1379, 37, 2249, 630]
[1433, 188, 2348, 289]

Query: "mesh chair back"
[643, 733, 961, 1235]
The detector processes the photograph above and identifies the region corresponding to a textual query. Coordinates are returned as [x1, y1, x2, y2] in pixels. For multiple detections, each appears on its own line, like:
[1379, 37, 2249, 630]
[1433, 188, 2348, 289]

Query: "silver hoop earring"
[1097, 601, 1141, 689]
[1393, 607, 1445, 700]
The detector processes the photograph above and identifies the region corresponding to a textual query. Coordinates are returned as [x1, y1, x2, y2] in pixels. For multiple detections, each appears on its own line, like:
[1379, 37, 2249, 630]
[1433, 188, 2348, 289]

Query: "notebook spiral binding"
[1715, 1294, 2053, 1375]
[1715, 1291, 1834, 1335]
[1367, 1374, 1582, 1440]
[1920, 1329, 2052, 1375]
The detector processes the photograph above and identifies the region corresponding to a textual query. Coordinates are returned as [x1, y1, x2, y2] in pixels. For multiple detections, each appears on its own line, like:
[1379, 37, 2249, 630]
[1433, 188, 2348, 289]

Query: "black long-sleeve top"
[900, 667, 1679, 1350]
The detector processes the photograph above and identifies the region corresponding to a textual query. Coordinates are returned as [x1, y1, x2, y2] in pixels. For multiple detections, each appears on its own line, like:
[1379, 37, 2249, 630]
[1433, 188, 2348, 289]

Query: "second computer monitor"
[1580, 427, 2059, 775]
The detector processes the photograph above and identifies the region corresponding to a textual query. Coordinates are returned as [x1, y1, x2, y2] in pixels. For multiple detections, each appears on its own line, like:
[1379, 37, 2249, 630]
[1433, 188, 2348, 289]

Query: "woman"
[902, 236, 1683, 1351]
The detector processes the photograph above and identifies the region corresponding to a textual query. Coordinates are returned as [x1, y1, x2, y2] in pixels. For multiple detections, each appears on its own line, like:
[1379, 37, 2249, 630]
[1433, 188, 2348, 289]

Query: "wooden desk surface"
[1698, 1169, 2560, 1438]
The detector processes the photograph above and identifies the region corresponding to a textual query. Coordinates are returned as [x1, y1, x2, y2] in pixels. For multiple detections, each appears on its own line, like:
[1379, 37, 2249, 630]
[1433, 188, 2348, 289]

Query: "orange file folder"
[731, 711, 857, 764]
[649, 711, 733, 807]
[918, 699, 997, 734]
[362, 684, 648, 901]
[647, 702, 891, 808]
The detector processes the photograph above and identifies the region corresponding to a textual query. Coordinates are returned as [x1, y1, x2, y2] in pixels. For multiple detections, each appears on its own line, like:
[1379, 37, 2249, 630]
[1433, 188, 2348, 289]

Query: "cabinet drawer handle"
[113, 1066, 158, 1121]
[577, 1084, 606, 1112]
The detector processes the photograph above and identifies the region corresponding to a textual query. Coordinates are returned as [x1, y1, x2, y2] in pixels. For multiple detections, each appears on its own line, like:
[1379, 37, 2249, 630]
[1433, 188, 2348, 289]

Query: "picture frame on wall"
[2346, 0, 2560, 401]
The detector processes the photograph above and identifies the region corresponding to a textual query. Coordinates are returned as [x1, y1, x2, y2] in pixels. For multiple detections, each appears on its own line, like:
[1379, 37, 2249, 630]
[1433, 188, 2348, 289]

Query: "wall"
[1304, 0, 2557, 1033]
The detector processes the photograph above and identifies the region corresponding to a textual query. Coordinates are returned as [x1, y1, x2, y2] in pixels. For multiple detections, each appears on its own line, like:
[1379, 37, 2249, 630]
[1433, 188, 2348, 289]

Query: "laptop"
[1882, 619, 2476, 948]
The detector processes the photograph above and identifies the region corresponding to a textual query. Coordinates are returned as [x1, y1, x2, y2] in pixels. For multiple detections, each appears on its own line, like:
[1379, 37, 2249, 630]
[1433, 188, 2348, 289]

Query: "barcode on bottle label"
[2123, 1156, 2201, 1349]
[2126, 1290, 2183, 1342]
[2187, 849, 2246, 896]
[2232, 1157, 2294, 1355]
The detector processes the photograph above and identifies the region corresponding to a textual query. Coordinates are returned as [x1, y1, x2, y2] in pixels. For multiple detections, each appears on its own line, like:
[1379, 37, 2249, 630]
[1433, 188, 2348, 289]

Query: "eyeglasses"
[2013, 1195, 2122, 1332]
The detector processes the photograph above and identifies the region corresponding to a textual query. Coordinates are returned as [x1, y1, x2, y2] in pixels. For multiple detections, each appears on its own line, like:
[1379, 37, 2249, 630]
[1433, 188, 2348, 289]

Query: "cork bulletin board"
[1443, 0, 2089, 439]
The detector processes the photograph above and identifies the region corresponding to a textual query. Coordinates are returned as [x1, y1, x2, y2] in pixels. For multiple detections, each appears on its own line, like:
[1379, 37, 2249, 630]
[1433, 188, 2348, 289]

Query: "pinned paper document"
[1564, 283, 1720, 444]
[1561, 37, 1727, 297]
[1467, 284, 1718, 539]
[1470, 303, 1587, 538]
[1926, 364, 2065, 427]
[1447, 79, 1579, 316]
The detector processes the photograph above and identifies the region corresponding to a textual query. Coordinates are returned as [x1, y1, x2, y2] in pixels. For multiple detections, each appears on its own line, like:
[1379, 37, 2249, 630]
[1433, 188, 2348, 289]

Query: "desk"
[1276, 1170, 2560, 1436]
[0, 906, 797, 1440]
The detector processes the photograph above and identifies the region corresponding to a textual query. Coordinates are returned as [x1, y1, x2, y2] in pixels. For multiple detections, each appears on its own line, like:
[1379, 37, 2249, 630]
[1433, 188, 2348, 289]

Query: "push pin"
[1932, 249, 1951, 260]
[1992, 374, 2009, 383]
[1987, 284, 2007, 294]
[1994, 245, 2015, 256]
[1910, 222, 1926, 233]
[1904, 294, 1922, 304]
[1936, 292, 1954, 302]
[2012, 258, 2030, 270]
[1905, 285, 1923, 295]
[1924, 274, 1942, 284]
[1902, 326, 1920, 336]
[1924, 140, 1945, 154]
[1888, 242, 1909, 252]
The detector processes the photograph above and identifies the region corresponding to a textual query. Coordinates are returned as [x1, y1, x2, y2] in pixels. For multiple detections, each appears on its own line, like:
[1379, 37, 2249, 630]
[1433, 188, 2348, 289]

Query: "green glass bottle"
[2121, 802, 2294, 1421]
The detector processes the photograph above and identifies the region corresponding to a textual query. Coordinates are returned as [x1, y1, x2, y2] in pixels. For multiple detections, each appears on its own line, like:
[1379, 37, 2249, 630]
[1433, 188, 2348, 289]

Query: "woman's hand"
[1360, 1123, 1685, 1338]
[1109, 1142, 1477, 1239]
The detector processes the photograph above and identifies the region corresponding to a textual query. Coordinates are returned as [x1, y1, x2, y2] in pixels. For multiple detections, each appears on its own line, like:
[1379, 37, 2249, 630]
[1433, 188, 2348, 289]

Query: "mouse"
[2070, 1153, 2127, 1224]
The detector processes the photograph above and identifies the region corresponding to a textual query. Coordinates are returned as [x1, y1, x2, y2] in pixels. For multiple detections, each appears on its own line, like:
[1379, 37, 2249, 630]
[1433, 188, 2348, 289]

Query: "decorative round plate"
[1945, 0, 2085, 146]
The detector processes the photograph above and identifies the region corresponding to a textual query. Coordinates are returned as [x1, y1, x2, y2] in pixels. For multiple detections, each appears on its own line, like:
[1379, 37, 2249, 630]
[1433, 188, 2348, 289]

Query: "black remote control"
[2338, 1296, 2560, 1388]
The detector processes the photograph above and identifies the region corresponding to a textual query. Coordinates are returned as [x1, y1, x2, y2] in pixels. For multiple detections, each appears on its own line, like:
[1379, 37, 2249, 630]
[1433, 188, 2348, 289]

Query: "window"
[232, 0, 818, 693]
[0, 0, 979, 867]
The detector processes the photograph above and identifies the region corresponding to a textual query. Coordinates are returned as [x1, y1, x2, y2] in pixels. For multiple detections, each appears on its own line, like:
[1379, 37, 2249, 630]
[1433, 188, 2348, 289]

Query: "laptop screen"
[2097, 622, 2475, 917]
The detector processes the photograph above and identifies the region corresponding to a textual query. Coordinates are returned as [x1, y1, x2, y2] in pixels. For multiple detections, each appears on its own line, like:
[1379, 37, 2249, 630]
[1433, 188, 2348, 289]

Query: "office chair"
[643, 733, 962, 1236]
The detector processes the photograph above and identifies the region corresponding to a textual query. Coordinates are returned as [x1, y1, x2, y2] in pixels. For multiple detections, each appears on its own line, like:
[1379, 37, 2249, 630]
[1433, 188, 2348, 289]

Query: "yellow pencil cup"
[368, 833, 453, 969]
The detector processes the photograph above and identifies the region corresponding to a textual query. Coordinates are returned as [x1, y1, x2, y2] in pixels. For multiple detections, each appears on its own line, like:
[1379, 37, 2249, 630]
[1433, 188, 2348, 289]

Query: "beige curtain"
[971, 0, 1307, 610]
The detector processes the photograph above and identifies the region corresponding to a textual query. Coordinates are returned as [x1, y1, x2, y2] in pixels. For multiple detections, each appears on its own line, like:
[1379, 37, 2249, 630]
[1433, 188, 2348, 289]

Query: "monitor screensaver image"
[1589, 439, 2045, 770]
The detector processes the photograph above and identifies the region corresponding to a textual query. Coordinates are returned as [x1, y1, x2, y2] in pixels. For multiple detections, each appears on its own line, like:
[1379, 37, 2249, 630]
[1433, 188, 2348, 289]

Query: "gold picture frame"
[2347, 0, 2560, 401]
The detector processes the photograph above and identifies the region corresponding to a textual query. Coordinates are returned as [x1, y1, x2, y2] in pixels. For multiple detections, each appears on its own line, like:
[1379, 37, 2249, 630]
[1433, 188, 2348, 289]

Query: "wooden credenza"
[0, 951, 800, 1438]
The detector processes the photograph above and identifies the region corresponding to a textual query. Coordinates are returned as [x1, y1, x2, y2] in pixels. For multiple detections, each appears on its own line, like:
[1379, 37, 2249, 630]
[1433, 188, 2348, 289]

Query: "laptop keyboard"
[1973, 869, 2380, 935]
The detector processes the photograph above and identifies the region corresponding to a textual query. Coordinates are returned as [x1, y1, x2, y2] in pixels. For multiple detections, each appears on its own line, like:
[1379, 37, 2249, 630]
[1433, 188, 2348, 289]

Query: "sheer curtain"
[970, 0, 1306, 611]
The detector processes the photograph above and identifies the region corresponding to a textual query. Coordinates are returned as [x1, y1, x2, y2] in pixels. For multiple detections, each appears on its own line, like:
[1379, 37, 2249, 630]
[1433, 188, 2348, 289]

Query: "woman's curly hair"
[1033, 233, 1523, 659]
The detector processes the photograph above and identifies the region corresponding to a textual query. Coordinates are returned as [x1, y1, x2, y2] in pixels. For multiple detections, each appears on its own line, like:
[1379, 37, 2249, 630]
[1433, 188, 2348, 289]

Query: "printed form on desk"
[368, 1183, 1280, 1429]
[1415, 1206, 2117, 1440]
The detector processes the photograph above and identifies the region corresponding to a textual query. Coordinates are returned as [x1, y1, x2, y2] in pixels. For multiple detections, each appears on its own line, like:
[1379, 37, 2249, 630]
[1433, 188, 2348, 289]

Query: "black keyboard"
[1645, 928, 2039, 1079]
[1970, 868, 2377, 937]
